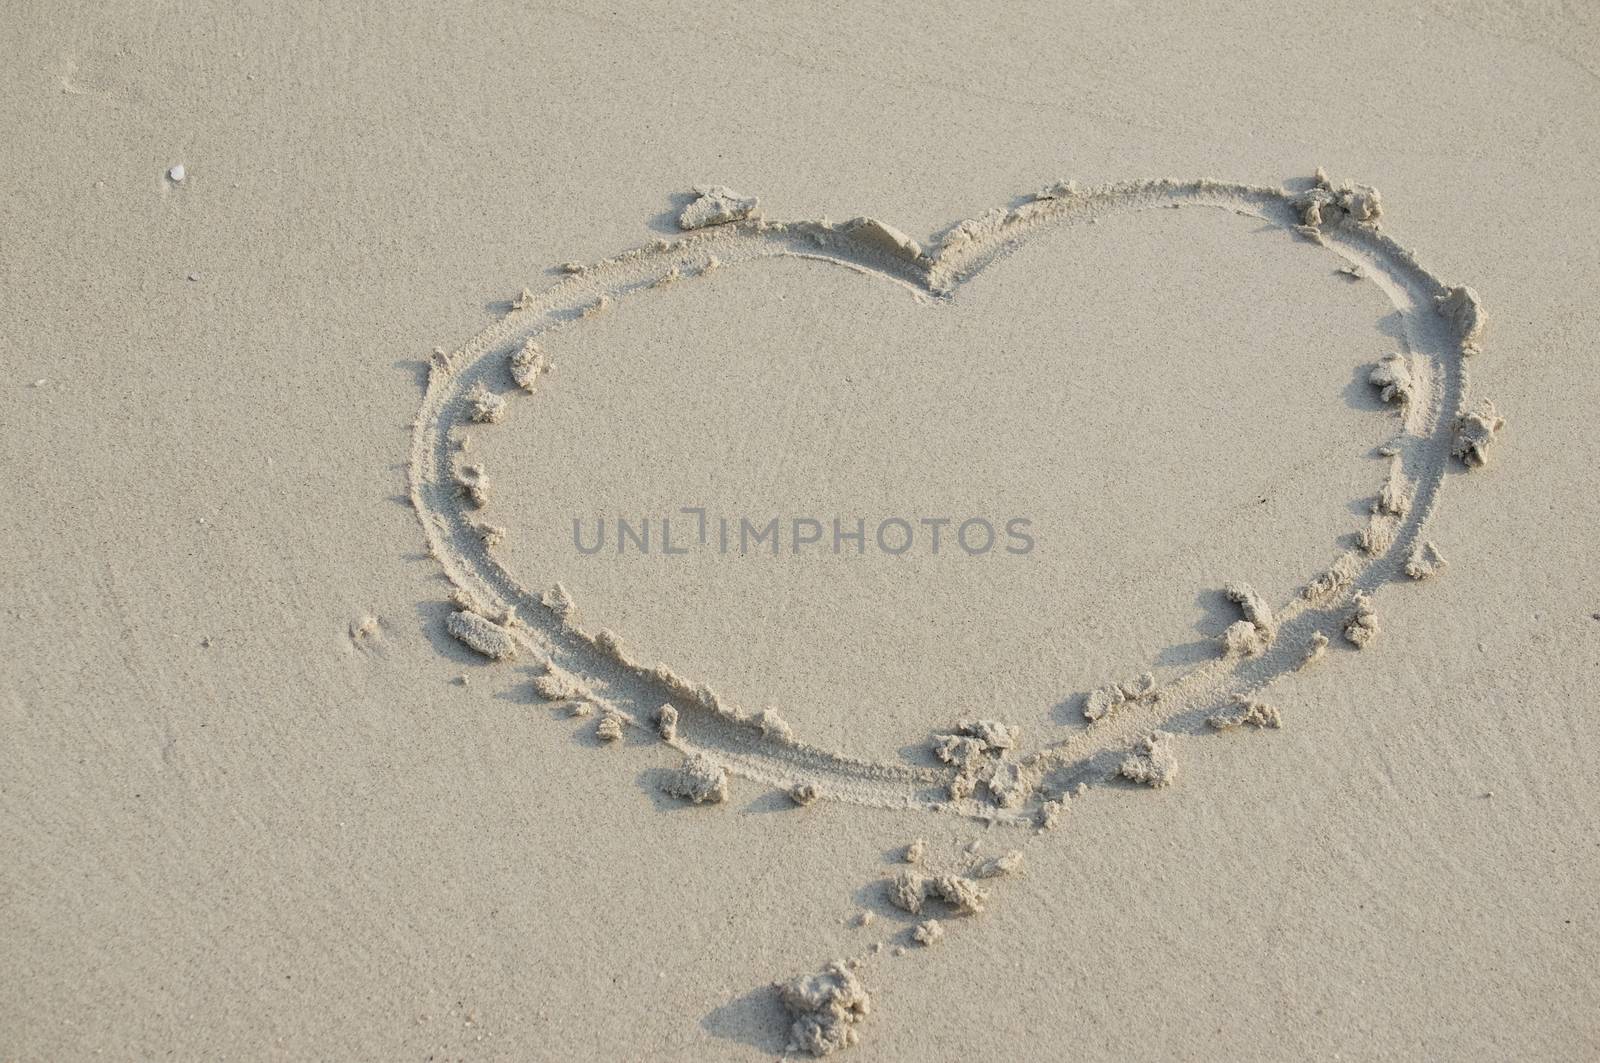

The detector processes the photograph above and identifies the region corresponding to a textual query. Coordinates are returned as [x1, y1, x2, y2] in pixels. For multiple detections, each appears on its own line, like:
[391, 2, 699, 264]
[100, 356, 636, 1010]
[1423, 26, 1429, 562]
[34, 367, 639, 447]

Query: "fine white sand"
[3, 3, 1598, 1059]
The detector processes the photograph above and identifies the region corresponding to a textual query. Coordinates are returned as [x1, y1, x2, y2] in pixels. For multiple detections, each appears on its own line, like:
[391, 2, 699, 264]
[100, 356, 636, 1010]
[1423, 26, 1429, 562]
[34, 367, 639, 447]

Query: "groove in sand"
[408, 174, 1499, 825]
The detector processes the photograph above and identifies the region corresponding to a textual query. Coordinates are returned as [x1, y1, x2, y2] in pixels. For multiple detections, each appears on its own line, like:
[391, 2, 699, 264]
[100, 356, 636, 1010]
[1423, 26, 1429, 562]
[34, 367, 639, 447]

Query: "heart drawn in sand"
[409, 174, 1498, 826]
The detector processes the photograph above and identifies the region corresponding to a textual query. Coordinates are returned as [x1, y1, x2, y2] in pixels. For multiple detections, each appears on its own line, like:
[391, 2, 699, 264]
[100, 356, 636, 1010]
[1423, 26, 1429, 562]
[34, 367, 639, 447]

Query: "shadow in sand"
[1342, 355, 1392, 417]
[394, 357, 431, 389]
[701, 984, 790, 1056]
[645, 190, 701, 236]
[739, 788, 804, 816]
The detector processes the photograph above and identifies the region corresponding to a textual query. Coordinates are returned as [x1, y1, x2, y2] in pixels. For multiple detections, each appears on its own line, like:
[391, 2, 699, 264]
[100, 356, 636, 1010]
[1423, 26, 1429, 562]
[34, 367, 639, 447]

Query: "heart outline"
[408, 175, 1493, 824]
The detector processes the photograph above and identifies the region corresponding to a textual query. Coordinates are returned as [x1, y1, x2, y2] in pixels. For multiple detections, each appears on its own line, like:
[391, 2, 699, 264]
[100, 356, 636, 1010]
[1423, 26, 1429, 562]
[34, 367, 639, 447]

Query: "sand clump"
[595, 708, 625, 742]
[509, 339, 548, 393]
[972, 850, 1025, 879]
[1220, 581, 1277, 658]
[840, 217, 925, 262]
[982, 760, 1033, 808]
[950, 718, 1017, 751]
[455, 463, 490, 507]
[1344, 593, 1380, 648]
[929, 875, 988, 915]
[884, 839, 1022, 921]
[1036, 797, 1069, 830]
[1436, 285, 1487, 356]
[1406, 540, 1449, 580]
[1120, 731, 1179, 788]
[465, 382, 506, 424]
[1452, 400, 1505, 468]
[886, 869, 991, 917]
[654, 703, 678, 742]
[445, 610, 518, 660]
[1294, 169, 1384, 229]
[1370, 353, 1415, 405]
[775, 960, 870, 1057]
[1083, 672, 1158, 722]
[679, 185, 759, 230]
[913, 920, 944, 947]
[887, 870, 928, 915]
[1207, 696, 1283, 731]
[531, 665, 586, 702]
[1225, 581, 1277, 636]
[931, 719, 1036, 807]
[755, 707, 796, 743]
[1221, 620, 1269, 658]
[541, 582, 577, 623]
[789, 782, 820, 806]
[1032, 178, 1081, 200]
[661, 752, 730, 804]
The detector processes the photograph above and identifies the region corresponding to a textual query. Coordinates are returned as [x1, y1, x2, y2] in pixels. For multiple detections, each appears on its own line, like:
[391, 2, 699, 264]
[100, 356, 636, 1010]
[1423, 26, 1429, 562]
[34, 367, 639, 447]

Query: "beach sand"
[3, 2, 1597, 1059]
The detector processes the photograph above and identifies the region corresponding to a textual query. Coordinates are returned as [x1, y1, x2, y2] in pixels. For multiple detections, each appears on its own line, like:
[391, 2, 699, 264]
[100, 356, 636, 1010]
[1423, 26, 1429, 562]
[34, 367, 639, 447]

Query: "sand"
[3, 2, 1599, 1060]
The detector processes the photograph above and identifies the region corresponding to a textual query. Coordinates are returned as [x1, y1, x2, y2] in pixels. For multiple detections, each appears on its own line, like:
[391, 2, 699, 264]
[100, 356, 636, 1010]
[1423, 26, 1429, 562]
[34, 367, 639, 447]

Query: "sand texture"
[3, 2, 1598, 1060]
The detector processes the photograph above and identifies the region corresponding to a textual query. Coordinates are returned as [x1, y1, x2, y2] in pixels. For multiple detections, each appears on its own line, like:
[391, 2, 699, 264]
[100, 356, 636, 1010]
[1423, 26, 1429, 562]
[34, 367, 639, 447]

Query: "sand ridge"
[410, 174, 1503, 830]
